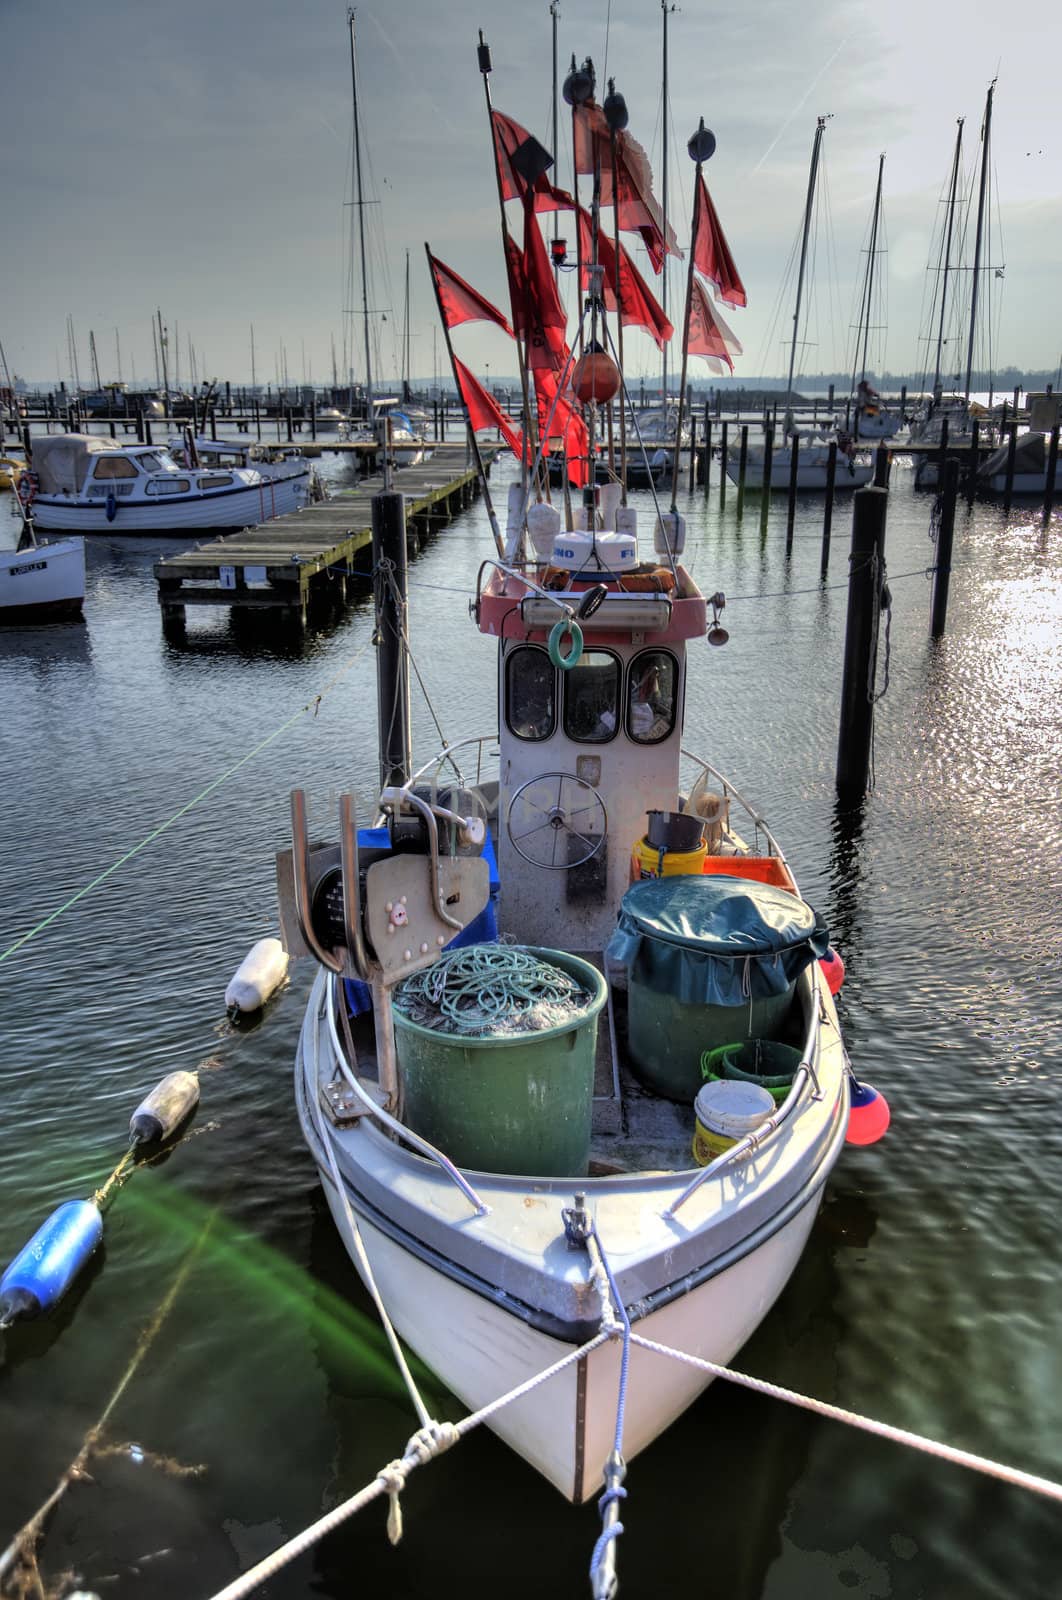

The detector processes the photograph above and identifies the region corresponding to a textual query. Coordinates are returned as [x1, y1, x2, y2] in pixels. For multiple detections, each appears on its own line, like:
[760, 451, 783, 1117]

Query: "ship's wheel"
[506, 772, 608, 870]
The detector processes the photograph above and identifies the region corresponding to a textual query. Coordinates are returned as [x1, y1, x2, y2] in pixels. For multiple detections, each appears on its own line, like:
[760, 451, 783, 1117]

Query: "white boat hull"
[0, 537, 85, 620]
[32, 470, 309, 534]
[725, 453, 873, 491]
[319, 1161, 821, 1501]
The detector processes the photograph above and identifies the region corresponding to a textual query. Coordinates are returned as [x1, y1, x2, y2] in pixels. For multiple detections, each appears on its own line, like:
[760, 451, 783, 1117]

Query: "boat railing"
[404, 731, 501, 796]
[320, 969, 491, 1218]
[680, 748, 789, 866]
[663, 975, 824, 1220]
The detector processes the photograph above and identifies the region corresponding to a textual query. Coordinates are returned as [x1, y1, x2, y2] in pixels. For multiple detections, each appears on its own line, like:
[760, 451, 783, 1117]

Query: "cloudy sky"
[5, 0, 1060, 390]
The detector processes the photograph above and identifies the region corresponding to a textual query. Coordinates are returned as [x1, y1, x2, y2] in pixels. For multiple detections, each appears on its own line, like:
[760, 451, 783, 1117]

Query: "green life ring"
[548, 616, 583, 670]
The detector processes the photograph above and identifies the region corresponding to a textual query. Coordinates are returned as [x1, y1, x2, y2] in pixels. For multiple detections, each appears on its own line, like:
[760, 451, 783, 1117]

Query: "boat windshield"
[139, 451, 181, 473]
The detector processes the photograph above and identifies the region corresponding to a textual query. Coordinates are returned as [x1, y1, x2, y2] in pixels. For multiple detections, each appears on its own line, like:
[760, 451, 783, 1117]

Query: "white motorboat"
[168, 435, 320, 503]
[28, 434, 311, 535]
[726, 433, 874, 490]
[1, 503, 84, 622]
[979, 430, 1058, 495]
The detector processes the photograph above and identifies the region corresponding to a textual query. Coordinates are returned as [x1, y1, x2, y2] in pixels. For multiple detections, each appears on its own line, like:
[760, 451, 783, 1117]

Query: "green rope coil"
[548, 616, 583, 670]
[394, 945, 590, 1037]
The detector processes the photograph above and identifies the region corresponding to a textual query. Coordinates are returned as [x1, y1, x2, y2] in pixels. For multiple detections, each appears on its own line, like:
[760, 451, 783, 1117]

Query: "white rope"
[628, 1332, 1062, 1505]
[201, 1330, 610, 1600]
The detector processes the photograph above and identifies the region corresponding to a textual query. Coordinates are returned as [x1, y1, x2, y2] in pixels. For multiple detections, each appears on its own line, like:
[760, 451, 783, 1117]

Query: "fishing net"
[393, 945, 591, 1037]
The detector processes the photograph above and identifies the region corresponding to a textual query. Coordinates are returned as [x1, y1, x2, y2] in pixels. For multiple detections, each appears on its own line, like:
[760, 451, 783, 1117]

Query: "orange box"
[702, 854, 798, 893]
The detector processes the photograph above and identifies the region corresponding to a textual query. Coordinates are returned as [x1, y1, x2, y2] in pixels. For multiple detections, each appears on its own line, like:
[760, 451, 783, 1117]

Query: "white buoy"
[526, 501, 561, 562]
[654, 511, 686, 558]
[225, 937, 289, 1014]
[129, 1071, 200, 1146]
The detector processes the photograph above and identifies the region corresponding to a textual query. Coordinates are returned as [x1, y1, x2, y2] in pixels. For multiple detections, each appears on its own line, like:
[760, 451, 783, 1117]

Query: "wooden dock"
[153, 444, 489, 633]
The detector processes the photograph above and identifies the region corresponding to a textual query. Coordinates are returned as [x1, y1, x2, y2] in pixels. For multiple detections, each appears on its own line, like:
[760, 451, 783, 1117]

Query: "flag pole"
[671, 119, 715, 512]
[605, 80, 629, 500]
[425, 243, 505, 559]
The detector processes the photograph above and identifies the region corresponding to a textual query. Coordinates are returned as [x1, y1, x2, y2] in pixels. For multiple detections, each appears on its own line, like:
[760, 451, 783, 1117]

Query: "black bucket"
[645, 809, 705, 853]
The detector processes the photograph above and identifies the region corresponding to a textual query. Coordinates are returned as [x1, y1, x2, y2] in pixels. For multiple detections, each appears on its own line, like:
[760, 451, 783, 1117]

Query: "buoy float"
[820, 946, 846, 996]
[129, 1070, 200, 1145]
[225, 936, 289, 1015]
[0, 1199, 103, 1326]
[845, 1078, 891, 1146]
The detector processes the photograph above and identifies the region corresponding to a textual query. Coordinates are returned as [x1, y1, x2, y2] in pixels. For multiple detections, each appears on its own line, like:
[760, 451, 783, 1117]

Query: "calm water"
[1, 451, 1061, 1599]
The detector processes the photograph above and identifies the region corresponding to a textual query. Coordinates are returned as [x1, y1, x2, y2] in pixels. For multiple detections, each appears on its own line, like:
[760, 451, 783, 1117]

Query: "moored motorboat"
[1, 504, 84, 622]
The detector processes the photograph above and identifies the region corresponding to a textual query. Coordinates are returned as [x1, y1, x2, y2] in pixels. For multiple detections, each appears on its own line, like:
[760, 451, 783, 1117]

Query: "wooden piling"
[821, 441, 837, 577]
[874, 444, 888, 488]
[760, 427, 774, 532]
[719, 420, 728, 506]
[372, 487, 411, 787]
[1003, 420, 1019, 513]
[935, 416, 949, 487]
[144, 415, 153, 445]
[827, 382, 835, 413]
[689, 415, 697, 491]
[285, 408, 294, 443]
[737, 424, 748, 516]
[931, 458, 959, 638]
[836, 484, 888, 802]
[900, 384, 907, 419]
[966, 419, 979, 504]
[785, 433, 799, 551]
[1043, 425, 1059, 524]
[310, 398, 317, 441]
[703, 413, 712, 498]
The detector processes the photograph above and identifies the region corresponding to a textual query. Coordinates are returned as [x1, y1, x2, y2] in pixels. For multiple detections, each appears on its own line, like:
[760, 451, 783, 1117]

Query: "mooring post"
[144, 415, 153, 445]
[108, 418, 116, 440]
[372, 488, 412, 789]
[900, 383, 907, 419]
[310, 397, 317, 441]
[703, 412, 712, 498]
[836, 484, 888, 802]
[874, 444, 888, 488]
[1013, 383, 1021, 417]
[286, 407, 294, 443]
[935, 415, 949, 488]
[688, 414, 697, 492]
[827, 382, 835, 414]
[255, 397, 261, 442]
[821, 441, 837, 577]
[737, 423, 748, 516]
[1043, 425, 1059, 525]
[785, 433, 799, 551]
[210, 407, 218, 441]
[966, 419, 980, 504]
[931, 458, 959, 638]
[718, 420, 728, 506]
[760, 427, 774, 533]
[1003, 419, 1019, 513]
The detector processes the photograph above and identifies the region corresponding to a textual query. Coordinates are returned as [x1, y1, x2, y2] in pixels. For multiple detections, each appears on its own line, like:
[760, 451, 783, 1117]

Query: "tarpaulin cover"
[606, 874, 829, 1006]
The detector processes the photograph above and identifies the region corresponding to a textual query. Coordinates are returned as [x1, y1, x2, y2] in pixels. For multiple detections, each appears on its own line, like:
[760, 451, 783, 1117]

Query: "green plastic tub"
[701, 1038, 804, 1105]
[392, 947, 607, 1177]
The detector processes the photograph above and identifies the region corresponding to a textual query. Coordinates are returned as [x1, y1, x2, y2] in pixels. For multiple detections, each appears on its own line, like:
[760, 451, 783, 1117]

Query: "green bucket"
[701, 1038, 804, 1105]
[392, 947, 607, 1178]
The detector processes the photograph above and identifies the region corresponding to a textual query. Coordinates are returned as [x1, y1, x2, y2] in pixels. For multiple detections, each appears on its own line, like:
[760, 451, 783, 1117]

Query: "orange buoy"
[571, 350, 621, 406]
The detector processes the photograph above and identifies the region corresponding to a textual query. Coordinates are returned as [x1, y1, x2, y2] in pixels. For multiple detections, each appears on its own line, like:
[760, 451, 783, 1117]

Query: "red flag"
[687, 276, 743, 373]
[573, 104, 681, 271]
[453, 356, 524, 462]
[505, 203, 569, 373]
[691, 175, 747, 309]
[576, 210, 673, 351]
[535, 370, 589, 488]
[428, 252, 514, 336]
[491, 110, 574, 212]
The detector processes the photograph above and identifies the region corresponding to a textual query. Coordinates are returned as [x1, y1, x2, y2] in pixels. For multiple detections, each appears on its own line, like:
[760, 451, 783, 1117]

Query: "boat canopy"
[31, 434, 123, 495]
[607, 875, 829, 1006]
[980, 432, 1048, 478]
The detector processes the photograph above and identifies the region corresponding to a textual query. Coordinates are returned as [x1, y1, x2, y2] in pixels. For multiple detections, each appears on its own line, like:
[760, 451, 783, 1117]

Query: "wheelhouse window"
[92, 456, 138, 480]
[146, 477, 191, 495]
[505, 646, 556, 741]
[626, 650, 678, 744]
[563, 649, 620, 744]
[197, 474, 234, 490]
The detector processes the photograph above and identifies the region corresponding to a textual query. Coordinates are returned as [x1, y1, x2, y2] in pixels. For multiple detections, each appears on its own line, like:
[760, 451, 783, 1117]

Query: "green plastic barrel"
[627, 976, 794, 1102]
[701, 1038, 805, 1105]
[392, 948, 607, 1177]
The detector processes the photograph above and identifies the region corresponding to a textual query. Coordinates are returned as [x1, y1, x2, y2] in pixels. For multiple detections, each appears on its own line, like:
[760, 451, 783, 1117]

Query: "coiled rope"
[394, 944, 590, 1036]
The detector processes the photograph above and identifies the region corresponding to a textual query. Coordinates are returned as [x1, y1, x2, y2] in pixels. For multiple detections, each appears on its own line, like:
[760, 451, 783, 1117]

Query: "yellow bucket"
[631, 836, 708, 880]
[692, 1080, 775, 1166]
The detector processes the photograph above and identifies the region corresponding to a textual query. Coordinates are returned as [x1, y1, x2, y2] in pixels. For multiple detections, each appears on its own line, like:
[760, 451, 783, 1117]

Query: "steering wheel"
[506, 772, 608, 870]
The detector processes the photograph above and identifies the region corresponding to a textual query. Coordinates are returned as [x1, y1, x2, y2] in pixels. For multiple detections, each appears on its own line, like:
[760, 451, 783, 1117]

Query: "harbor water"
[2, 453, 1061, 1598]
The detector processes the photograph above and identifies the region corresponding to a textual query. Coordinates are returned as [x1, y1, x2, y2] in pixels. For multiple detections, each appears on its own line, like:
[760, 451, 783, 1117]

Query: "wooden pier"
[153, 445, 489, 634]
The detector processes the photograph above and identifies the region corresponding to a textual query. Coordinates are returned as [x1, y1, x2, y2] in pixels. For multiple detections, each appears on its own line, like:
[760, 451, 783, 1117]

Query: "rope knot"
[405, 1419, 460, 1466]
[378, 1459, 408, 1545]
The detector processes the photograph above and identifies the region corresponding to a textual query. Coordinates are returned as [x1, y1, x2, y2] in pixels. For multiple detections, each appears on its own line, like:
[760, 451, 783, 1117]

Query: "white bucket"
[692, 1078, 774, 1166]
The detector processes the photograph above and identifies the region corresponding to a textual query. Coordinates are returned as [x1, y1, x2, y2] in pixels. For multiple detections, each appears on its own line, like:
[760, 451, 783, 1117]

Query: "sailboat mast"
[786, 116, 826, 421]
[932, 118, 964, 396]
[661, 0, 672, 405]
[854, 154, 885, 391]
[349, 8, 374, 422]
[963, 81, 994, 404]
[403, 249, 411, 400]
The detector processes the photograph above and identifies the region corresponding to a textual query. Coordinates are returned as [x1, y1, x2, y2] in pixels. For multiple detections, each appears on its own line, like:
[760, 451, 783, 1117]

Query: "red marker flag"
[427, 253, 514, 336]
[505, 205, 569, 373]
[492, 109, 574, 212]
[535, 369, 590, 489]
[687, 277, 743, 373]
[453, 356, 524, 462]
[576, 209, 673, 351]
[573, 103, 681, 272]
[691, 174, 747, 309]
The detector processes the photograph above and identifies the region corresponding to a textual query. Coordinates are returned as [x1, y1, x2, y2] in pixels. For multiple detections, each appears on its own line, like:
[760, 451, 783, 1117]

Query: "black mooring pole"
[836, 484, 888, 802]
[372, 488, 412, 790]
[931, 458, 959, 638]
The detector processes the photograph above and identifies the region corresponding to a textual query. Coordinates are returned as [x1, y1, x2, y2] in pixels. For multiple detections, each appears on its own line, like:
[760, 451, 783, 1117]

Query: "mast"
[402, 249, 411, 402]
[349, 8, 374, 423]
[671, 120, 714, 510]
[785, 116, 827, 429]
[964, 81, 995, 404]
[89, 330, 102, 392]
[851, 154, 884, 395]
[660, 0, 673, 407]
[114, 327, 122, 385]
[551, 1, 560, 252]
[932, 118, 964, 396]
[156, 309, 169, 401]
[250, 323, 257, 394]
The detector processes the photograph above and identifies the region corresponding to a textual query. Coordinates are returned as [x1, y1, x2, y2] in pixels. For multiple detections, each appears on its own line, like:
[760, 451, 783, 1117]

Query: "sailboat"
[725, 118, 874, 491]
[278, 36, 875, 1571]
[846, 156, 902, 442]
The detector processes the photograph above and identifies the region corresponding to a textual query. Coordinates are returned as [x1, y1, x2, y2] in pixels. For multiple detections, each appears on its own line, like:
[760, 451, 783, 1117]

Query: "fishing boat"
[278, 39, 868, 1550]
[28, 434, 310, 534]
[725, 119, 873, 492]
[1, 503, 84, 622]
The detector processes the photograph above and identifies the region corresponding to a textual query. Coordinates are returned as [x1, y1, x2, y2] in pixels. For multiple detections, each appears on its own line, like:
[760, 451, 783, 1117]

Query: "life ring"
[16, 471, 37, 509]
[548, 616, 583, 670]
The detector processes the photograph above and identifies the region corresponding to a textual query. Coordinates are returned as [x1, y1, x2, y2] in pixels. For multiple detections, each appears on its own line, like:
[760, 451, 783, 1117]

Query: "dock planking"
[153, 444, 492, 633]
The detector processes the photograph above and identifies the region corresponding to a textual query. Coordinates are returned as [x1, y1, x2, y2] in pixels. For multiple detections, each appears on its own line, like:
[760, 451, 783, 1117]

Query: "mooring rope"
[0, 639, 373, 967]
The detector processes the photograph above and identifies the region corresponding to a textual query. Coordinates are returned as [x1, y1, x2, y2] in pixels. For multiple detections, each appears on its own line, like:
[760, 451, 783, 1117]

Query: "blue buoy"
[0, 1199, 103, 1326]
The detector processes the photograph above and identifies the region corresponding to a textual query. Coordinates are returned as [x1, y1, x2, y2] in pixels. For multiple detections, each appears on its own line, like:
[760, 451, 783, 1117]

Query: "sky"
[5, 0, 1061, 391]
